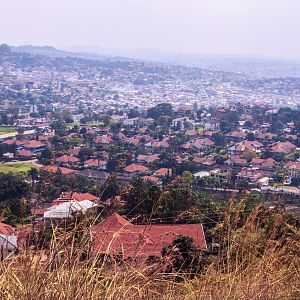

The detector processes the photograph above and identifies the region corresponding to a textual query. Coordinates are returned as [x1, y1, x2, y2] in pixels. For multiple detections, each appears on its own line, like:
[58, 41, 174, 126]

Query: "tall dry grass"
[0, 204, 299, 300]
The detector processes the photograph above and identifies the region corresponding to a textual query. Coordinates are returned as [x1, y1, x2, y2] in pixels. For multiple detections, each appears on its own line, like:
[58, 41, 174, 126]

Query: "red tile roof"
[56, 155, 80, 163]
[2, 139, 24, 146]
[0, 222, 15, 235]
[94, 135, 113, 144]
[137, 154, 159, 163]
[92, 213, 206, 258]
[154, 168, 172, 177]
[51, 192, 99, 205]
[270, 142, 296, 154]
[23, 140, 45, 148]
[43, 165, 76, 174]
[17, 149, 35, 157]
[85, 159, 107, 168]
[286, 161, 300, 170]
[124, 163, 149, 173]
[251, 157, 276, 167]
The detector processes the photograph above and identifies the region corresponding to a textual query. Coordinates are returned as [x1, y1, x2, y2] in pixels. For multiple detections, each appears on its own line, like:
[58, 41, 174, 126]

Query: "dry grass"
[0, 205, 299, 300]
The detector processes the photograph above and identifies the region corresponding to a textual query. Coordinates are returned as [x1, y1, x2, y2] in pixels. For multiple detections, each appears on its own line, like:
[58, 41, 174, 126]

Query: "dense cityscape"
[0, 43, 300, 298]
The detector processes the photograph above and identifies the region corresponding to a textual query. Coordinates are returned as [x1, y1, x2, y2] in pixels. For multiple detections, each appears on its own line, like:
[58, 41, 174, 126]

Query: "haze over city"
[1, 1, 300, 299]
[1, 0, 300, 60]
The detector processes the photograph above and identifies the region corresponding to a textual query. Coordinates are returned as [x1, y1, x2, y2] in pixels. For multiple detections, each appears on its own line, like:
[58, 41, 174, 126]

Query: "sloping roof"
[56, 155, 80, 163]
[0, 234, 18, 250]
[286, 161, 300, 170]
[270, 141, 296, 154]
[226, 131, 247, 138]
[251, 157, 276, 167]
[73, 192, 99, 202]
[154, 168, 172, 177]
[23, 140, 45, 148]
[43, 165, 76, 174]
[193, 138, 214, 148]
[92, 214, 206, 258]
[44, 200, 97, 219]
[137, 154, 159, 163]
[84, 159, 107, 168]
[124, 164, 149, 173]
[17, 149, 35, 157]
[0, 222, 15, 235]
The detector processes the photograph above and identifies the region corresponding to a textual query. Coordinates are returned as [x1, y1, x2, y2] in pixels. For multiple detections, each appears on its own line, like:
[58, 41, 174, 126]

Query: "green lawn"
[85, 121, 104, 126]
[0, 162, 39, 174]
[67, 121, 104, 127]
[0, 126, 17, 135]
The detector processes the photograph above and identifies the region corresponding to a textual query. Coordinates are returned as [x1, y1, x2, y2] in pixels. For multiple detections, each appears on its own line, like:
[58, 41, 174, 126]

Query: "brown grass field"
[0, 203, 299, 300]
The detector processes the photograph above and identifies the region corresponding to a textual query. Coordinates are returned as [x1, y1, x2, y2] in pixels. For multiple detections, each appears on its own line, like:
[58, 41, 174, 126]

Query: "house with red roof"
[270, 141, 296, 155]
[124, 163, 149, 174]
[192, 138, 214, 150]
[17, 149, 35, 159]
[84, 159, 107, 170]
[42, 165, 77, 174]
[193, 156, 215, 166]
[91, 213, 206, 259]
[94, 134, 113, 145]
[225, 156, 247, 167]
[145, 140, 170, 149]
[56, 155, 80, 166]
[136, 154, 159, 164]
[226, 131, 247, 142]
[237, 167, 263, 184]
[286, 161, 300, 179]
[228, 140, 263, 156]
[154, 168, 172, 177]
[51, 192, 99, 206]
[142, 175, 161, 184]
[23, 140, 46, 153]
[2, 139, 24, 150]
[251, 158, 276, 169]
[255, 132, 275, 142]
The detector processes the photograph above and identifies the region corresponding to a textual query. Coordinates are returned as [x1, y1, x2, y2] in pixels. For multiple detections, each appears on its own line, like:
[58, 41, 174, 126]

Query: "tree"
[78, 147, 94, 162]
[51, 120, 67, 137]
[212, 132, 226, 146]
[49, 135, 69, 151]
[124, 178, 162, 218]
[99, 114, 111, 127]
[39, 149, 52, 165]
[182, 171, 193, 183]
[158, 177, 197, 220]
[0, 173, 30, 224]
[147, 103, 174, 120]
[246, 132, 255, 141]
[28, 167, 39, 187]
[161, 235, 205, 275]
[220, 111, 239, 134]
[128, 109, 140, 119]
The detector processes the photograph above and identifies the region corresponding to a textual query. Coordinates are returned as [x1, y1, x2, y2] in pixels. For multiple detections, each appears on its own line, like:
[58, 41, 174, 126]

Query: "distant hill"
[10, 45, 135, 63]
[66, 46, 300, 79]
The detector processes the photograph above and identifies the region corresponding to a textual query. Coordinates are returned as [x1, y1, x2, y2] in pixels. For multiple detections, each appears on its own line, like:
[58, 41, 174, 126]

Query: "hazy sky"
[1, 0, 300, 59]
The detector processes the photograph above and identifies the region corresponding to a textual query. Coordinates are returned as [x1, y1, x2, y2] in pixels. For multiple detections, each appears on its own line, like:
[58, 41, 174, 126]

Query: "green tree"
[212, 132, 226, 146]
[78, 147, 94, 162]
[0, 173, 30, 224]
[161, 235, 205, 275]
[124, 178, 162, 218]
[147, 103, 174, 120]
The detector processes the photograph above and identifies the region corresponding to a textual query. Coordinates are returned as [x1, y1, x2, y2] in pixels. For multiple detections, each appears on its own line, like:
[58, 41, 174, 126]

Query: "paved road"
[0, 130, 36, 140]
